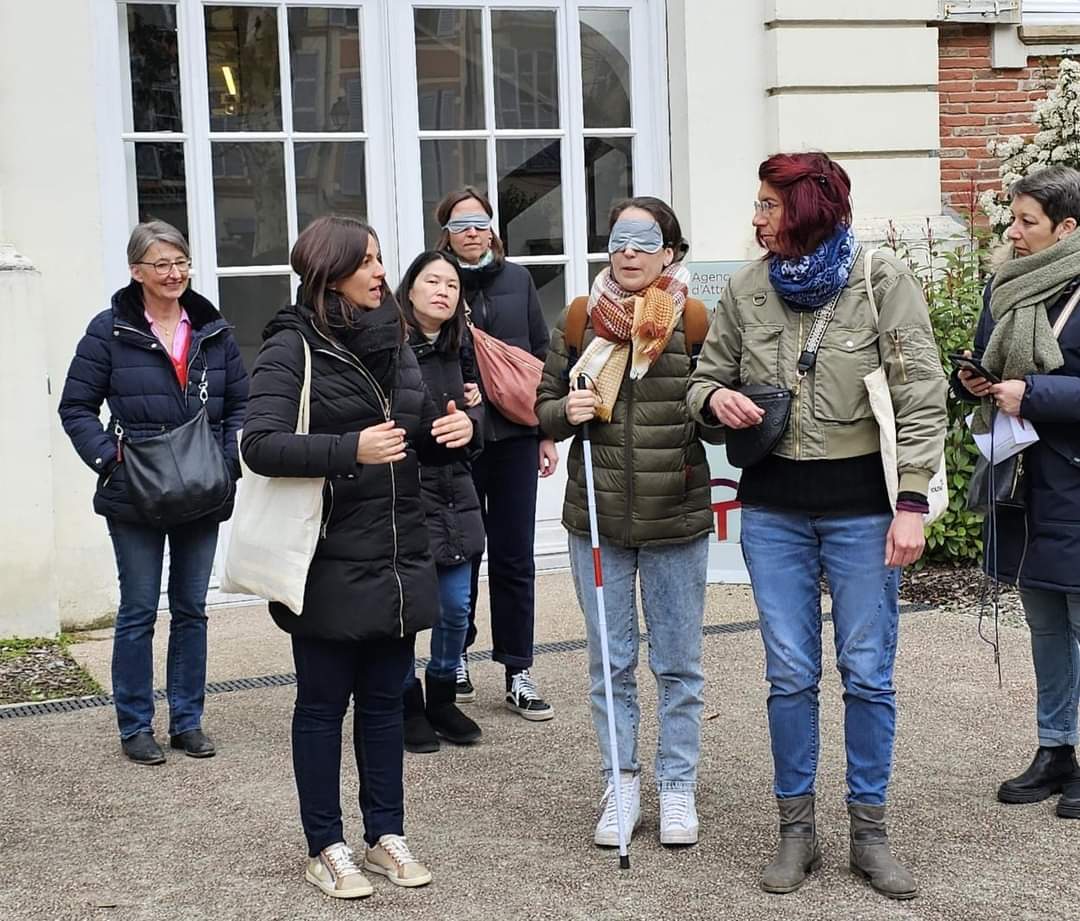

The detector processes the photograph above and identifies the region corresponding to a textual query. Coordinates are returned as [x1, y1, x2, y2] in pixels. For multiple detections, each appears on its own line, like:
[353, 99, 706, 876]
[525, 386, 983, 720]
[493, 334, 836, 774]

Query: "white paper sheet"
[968, 411, 1040, 463]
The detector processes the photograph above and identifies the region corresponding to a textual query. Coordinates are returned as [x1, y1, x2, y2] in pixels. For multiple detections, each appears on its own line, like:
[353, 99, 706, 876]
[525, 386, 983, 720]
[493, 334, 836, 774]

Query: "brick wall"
[939, 24, 1062, 216]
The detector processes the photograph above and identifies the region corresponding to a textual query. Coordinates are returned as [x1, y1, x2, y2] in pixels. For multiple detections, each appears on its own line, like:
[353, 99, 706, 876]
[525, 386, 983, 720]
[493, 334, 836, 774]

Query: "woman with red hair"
[688, 153, 946, 900]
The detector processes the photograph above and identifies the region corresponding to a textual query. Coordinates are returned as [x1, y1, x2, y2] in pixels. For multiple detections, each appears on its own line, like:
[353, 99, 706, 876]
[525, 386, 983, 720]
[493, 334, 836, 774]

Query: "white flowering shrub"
[979, 58, 1080, 232]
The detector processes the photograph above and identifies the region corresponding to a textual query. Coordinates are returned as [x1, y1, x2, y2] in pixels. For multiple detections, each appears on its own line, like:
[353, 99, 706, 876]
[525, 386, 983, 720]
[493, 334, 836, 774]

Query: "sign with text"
[687, 260, 750, 583]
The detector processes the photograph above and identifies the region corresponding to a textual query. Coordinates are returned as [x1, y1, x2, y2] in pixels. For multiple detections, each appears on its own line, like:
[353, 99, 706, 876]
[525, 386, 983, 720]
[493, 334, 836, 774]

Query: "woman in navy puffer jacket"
[58, 221, 248, 766]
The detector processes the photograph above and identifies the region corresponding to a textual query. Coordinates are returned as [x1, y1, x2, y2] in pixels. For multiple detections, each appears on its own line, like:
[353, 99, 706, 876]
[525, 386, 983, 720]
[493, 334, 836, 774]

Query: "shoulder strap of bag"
[296, 333, 312, 436]
[1052, 283, 1080, 339]
[565, 295, 709, 356]
[795, 254, 855, 379]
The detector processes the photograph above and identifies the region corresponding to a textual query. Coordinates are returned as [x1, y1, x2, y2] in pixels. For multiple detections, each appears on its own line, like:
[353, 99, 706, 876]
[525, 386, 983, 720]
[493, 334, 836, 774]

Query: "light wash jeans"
[1020, 588, 1080, 747]
[568, 532, 708, 792]
[740, 506, 900, 806]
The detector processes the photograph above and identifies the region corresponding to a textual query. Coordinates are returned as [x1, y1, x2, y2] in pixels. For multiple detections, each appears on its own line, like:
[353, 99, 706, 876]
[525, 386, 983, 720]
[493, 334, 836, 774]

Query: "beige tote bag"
[221, 334, 324, 614]
[862, 249, 949, 524]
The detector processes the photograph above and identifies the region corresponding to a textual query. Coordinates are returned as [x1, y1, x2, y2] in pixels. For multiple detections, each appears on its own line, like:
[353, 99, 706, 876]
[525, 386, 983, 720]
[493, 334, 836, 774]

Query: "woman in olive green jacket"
[687, 153, 946, 901]
[536, 196, 718, 850]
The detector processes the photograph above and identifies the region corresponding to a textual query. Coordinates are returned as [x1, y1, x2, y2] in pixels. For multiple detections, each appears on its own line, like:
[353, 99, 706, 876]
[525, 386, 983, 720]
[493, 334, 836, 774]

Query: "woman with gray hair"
[955, 165, 1080, 820]
[59, 220, 248, 766]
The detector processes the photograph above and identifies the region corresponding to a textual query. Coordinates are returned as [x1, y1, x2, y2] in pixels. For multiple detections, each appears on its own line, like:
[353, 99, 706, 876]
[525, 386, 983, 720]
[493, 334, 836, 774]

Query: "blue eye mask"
[608, 219, 664, 254]
[443, 213, 492, 233]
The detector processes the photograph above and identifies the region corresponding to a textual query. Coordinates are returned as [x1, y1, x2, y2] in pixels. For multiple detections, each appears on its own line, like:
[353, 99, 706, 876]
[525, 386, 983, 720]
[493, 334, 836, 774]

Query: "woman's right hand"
[708, 387, 765, 429]
[565, 382, 598, 425]
[356, 420, 407, 464]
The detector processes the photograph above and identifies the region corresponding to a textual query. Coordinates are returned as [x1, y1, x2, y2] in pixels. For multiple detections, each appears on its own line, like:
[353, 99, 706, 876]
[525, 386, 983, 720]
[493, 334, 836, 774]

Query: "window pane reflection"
[414, 9, 484, 131]
[492, 11, 559, 130]
[205, 6, 282, 131]
[288, 8, 363, 132]
[212, 142, 288, 266]
[585, 137, 633, 252]
[133, 142, 189, 239]
[525, 264, 565, 332]
[420, 139, 487, 247]
[579, 10, 632, 129]
[497, 139, 563, 257]
[295, 142, 367, 231]
[126, 4, 182, 132]
[218, 274, 292, 370]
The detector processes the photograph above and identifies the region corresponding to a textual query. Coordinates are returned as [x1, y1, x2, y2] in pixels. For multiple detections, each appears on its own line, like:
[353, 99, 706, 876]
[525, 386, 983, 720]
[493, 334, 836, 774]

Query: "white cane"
[577, 374, 630, 869]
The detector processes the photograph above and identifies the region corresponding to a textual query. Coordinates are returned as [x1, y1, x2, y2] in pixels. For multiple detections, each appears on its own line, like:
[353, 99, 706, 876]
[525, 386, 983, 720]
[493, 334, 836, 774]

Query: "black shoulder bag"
[725, 283, 846, 468]
[116, 368, 232, 528]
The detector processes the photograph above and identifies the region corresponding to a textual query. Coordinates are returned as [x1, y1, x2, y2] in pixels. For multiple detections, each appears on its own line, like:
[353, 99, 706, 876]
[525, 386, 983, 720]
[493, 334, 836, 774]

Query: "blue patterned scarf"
[768, 224, 858, 310]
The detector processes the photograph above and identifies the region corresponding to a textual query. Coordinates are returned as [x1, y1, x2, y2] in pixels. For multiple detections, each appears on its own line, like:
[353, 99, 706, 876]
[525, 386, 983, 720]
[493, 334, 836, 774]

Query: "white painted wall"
[0, 1, 119, 629]
[0, 247, 60, 639]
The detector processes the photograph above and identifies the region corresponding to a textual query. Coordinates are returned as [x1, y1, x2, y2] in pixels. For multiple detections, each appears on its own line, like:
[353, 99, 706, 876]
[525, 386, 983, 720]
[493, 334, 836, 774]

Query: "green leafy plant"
[885, 185, 991, 564]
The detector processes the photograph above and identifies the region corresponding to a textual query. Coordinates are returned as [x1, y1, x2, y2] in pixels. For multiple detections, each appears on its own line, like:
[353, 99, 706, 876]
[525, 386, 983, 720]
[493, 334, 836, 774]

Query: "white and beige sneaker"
[659, 789, 699, 845]
[363, 834, 433, 888]
[305, 842, 374, 899]
[593, 772, 642, 847]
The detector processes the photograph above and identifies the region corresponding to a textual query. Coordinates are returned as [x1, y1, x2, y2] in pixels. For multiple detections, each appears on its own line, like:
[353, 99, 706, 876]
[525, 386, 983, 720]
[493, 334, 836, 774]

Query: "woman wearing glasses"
[436, 187, 558, 721]
[688, 153, 946, 900]
[58, 220, 248, 765]
[535, 196, 716, 848]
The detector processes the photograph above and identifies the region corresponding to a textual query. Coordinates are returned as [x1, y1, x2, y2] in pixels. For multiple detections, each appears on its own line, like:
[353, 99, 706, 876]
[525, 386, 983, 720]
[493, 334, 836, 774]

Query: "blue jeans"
[568, 532, 708, 791]
[1020, 588, 1080, 747]
[740, 507, 900, 806]
[107, 517, 220, 740]
[292, 635, 413, 855]
[405, 561, 473, 688]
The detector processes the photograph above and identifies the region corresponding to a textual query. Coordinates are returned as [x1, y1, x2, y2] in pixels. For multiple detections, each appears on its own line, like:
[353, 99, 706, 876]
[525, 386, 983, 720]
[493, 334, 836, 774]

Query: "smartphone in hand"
[948, 353, 1001, 384]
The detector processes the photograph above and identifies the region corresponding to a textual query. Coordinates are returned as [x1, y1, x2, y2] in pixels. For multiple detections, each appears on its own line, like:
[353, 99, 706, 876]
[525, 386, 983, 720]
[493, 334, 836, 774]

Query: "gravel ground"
[0, 639, 100, 705]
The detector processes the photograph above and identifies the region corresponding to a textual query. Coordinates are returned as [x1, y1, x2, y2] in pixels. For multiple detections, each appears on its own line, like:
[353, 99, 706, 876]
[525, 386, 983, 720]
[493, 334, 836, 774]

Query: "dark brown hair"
[757, 152, 852, 258]
[396, 250, 467, 352]
[607, 196, 689, 262]
[434, 186, 506, 260]
[290, 215, 402, 337]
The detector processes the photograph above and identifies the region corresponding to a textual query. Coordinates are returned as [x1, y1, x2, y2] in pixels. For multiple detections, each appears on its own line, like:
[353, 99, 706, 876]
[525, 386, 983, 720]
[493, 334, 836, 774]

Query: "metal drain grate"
[0, 603, 934, 721]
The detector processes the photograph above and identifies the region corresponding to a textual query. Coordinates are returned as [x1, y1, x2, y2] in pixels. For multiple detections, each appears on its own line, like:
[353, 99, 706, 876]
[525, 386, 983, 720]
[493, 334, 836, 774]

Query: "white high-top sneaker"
[659, 789, 699, 845]
[593, 772, 642, 847]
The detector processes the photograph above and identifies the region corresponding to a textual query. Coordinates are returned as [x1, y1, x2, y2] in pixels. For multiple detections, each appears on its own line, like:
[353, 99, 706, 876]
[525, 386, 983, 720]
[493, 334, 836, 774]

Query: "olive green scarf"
[972, 232, 1080, 434]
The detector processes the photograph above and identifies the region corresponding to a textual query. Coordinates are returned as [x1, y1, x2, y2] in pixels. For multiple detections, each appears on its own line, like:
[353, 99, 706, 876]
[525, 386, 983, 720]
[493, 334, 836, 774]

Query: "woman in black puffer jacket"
[395, 251, 486, 754]
[58, 220, 248, 767]
[241, 217, 473, 899]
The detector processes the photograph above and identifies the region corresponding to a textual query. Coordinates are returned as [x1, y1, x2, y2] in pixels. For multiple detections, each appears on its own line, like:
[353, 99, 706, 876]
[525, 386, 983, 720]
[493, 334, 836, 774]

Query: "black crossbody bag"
[115, 368, 232, 528]
[725, 283, 847, 468]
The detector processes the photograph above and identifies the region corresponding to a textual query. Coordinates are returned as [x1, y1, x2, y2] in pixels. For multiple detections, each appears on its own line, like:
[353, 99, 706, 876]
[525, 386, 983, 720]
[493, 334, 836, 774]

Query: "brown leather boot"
[848, 803, 917, 900]
[761, 794, 821, 894]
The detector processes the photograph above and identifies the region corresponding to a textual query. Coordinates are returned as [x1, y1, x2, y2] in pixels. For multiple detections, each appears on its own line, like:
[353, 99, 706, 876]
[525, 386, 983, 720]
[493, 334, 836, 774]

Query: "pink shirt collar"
[144, 308, 191, 363]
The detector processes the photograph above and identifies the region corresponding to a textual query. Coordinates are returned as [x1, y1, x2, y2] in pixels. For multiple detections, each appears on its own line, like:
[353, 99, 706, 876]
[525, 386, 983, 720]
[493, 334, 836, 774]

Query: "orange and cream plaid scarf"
[569, 264, 690, 422]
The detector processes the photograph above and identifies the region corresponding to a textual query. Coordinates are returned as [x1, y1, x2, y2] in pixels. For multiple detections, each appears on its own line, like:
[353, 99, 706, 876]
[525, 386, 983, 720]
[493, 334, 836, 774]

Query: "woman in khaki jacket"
[687, 153, 946, 901]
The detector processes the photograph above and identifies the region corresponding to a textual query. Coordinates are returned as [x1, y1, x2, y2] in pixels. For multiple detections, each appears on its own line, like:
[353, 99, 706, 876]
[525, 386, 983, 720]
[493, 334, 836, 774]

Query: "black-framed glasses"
[135, 258, 192, 276]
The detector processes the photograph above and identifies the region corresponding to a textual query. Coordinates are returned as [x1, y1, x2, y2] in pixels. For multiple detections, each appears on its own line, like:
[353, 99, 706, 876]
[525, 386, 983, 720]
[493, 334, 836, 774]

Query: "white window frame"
[1024, 0, 1080, 23]
[389, 0, 670, 305]
[95, 0, 399, 305]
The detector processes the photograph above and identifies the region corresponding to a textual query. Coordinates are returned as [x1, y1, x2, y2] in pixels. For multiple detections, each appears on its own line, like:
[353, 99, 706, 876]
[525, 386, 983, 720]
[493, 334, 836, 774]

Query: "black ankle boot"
[998, 746, 1078, 804]
[426, 674, 481, 745]
[403, 681, 440, 754]
[1057, 774, 1080, 819]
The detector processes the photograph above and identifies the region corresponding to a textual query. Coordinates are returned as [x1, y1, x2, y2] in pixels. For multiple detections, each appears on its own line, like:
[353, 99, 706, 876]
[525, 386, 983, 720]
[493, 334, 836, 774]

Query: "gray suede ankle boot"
[761, 794, 821, 894]
[848, 803, 917, 900]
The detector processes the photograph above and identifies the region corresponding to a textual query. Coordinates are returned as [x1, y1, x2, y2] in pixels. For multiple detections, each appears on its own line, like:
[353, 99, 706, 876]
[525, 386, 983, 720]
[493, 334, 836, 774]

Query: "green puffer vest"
[536, 303, 720, 548]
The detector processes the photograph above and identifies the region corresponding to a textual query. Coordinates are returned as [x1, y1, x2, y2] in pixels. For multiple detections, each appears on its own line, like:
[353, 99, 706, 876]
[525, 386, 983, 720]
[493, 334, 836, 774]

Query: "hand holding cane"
[576, 374, 631, 869]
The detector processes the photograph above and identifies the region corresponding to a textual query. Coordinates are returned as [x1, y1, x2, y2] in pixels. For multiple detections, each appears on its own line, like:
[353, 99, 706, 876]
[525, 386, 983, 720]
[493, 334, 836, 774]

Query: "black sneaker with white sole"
[505, 669, 554, 721]
[455, 655, 476, 703]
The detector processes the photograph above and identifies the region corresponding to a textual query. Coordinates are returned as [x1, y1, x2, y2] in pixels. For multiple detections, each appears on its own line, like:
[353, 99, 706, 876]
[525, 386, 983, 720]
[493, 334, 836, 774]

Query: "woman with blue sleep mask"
[607, 219, 664, 255]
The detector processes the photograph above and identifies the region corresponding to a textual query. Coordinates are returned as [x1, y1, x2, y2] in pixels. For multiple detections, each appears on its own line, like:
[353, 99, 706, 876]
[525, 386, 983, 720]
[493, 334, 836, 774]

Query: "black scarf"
[321, 291, 403, 394]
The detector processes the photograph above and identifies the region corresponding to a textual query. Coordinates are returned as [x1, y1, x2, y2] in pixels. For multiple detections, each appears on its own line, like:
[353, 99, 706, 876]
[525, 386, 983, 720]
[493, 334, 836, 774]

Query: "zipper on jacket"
[1016, 507, 1030, 586]
[892, 330, 908, 384]
[623, 376, 635, 545]
[793, 312, 805, 460]
[309, 322, 405, 635]
[321, 480, 335, 539]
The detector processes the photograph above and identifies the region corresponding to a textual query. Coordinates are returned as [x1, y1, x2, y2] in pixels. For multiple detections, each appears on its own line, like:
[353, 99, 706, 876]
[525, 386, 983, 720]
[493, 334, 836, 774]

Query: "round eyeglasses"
[753, 200, 779, 215]
[135, 258, 192, 276]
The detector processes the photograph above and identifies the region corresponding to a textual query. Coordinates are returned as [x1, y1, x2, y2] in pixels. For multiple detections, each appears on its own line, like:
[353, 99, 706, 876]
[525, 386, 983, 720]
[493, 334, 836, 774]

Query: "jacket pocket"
[814, 327, 880, 423]
[739, 325, 784, 386]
